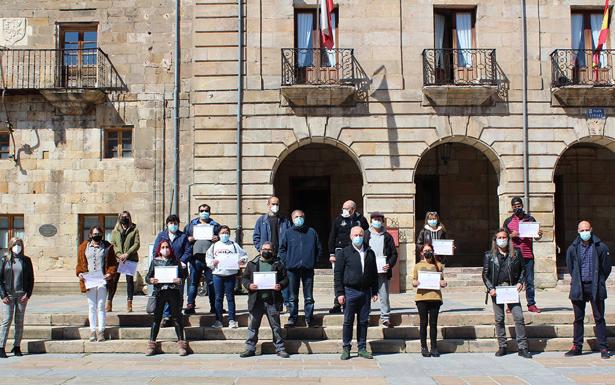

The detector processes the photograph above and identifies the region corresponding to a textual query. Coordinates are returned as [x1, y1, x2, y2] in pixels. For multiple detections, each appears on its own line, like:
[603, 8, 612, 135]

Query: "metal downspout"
[236, 0, 244, 243]
[521, 0, 530, 208]
[173, 0, 181, 215]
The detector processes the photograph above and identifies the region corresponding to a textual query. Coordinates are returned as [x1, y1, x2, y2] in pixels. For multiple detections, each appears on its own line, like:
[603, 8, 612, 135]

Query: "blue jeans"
[343, 287, 371, 351]
[287, 268, 314, 324]
[282, 286, 291, 308]
[187, 258, 215, 310]
[213, 274, 236, 322]
[523, 258, 535, 306]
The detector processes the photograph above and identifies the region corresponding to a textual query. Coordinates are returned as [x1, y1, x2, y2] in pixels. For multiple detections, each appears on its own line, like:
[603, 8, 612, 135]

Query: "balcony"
[280, 48, 363, 107]
[422, 48, 498, 106]
[551, 49, 615, 106]
[0, 48, 126, 114]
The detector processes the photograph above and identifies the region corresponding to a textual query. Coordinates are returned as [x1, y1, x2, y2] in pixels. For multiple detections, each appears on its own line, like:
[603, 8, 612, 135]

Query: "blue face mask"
[496, 238, 508, 248]
[579, 231, 592, 242]
[220, 233, 230, 243]
[168, 224, 178, 233]
[199, 211, 210, 220]
[428, 219, 438, 228]
[293, 217, 305, 227]
[352, 236, 364, 246]
[371, 220, 382, 229]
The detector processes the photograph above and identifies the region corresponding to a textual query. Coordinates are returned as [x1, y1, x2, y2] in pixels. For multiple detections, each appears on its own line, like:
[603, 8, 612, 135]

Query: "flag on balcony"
[320, 0, 335, 49]
[593, 0, 610, 69]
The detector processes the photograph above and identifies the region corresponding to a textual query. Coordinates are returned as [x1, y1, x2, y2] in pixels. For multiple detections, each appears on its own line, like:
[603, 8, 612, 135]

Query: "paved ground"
[0, 352, 614, 385]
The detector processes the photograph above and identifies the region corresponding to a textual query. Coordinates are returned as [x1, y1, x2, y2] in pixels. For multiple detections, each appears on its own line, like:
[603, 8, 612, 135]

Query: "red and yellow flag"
[593, 0, 610, 68]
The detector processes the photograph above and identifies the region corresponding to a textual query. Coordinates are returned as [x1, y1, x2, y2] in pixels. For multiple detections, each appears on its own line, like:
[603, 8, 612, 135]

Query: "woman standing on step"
[416, 212, 449, 266]
[145, 240, 188, 356]
[108, 211, 140, 313]
[76, 226, 118, 343]
[0, 238, 34, 358]
[412, 243, 447, 358]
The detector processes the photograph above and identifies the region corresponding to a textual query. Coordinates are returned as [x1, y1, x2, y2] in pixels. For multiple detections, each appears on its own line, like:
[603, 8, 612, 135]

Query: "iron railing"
[281, 48, 358, 86]
[551, 49, 615, 87]
[0, 48, 126, 91]
[422, 48, 497, 86]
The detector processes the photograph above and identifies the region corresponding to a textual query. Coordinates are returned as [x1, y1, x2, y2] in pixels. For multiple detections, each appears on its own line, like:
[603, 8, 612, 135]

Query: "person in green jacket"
[108, 211, 140, 312]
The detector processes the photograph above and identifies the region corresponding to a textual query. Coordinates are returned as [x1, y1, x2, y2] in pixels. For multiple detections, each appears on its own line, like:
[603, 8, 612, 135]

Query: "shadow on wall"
[369, 65, 400, 169]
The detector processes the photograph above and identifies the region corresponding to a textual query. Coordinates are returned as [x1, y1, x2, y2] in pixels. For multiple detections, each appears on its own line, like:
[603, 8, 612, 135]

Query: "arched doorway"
[554, 143, 615, 266]
[273, 143, 364, 267]
[415, 142, 499, 266]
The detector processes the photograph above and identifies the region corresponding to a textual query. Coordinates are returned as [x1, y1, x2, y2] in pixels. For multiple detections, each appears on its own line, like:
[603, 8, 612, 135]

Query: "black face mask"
[514, 207, 524, 216]
[92, 234, 103, 242]
[120, 217, 130, 225]
[262, 251, 274, 259]
[424, 251, 434, 261]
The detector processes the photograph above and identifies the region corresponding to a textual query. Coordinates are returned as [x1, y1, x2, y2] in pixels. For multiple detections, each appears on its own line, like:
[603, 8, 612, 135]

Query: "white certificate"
[433, 239, 454, 256]
[519, 222, 540, 238]
[253, 272, 276, 290]
[218, 254, 239, 270]
[376, 256, 387, 273]
[193, 224, 214, 241]
[496, 285, 520, 304]
[418, 271, 442, 290]
[84, 271, 106, 290]
[155, 266, 178, 283]
[117, 260, 138, 276]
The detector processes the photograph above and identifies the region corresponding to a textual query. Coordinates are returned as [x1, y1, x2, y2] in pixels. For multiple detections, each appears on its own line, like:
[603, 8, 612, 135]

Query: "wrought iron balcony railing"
[551, 49, 615, 87]
[422, 48, 497, 86]
[0, 48, 126, 91]
[281, 48, 358, 86]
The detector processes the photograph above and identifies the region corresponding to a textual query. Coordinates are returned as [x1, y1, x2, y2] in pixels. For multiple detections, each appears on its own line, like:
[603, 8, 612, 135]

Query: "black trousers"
[572, 282, 608, 350]
[108, 273, 135, 301]
[416, 300, 441, 348]
[150, 288, 185, 341]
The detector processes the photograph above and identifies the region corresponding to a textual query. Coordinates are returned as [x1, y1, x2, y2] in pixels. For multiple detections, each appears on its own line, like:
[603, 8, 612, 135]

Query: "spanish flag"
[320, 0, 335, 50]
[593, 0, 610, 68]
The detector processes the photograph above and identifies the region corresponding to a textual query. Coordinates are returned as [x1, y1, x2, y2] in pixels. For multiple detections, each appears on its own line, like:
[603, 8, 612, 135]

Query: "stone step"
[10, 337, 615, 354]
[14, 323, 612, 341]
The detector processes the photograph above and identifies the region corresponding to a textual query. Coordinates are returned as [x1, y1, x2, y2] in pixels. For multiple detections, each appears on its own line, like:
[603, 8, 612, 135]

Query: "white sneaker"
[89, 331, 96, 342]
[211, 320, 223, 329]
[229, 320, 239, 329]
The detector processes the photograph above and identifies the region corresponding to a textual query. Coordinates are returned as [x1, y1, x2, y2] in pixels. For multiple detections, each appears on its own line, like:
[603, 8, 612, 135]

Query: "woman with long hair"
[108, 211, 140, 312]
[416, 211, 449, 265]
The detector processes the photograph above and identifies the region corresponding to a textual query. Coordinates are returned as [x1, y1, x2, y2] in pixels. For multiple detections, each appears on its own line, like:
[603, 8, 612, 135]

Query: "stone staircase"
[7, 310, 615, 355]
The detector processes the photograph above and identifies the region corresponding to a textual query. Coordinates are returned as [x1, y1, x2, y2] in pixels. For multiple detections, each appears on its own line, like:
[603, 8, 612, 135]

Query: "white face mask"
[270, 204, 279, 214]
[12, 245, 22, 255]
[342, 209, 351, 218]
[160, 248, 171, 257]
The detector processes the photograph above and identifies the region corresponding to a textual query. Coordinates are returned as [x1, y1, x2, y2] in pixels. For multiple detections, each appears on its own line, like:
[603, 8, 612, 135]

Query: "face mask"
[424, 251, 434, 260]
[270, 205, 279, 214]
[371, 220, 382, 229]
[220, 233, 230, 243]
[293, 217, 305, 227]
[342, 209, 351, 218]
[92, 234, 103, 242]
[428, 219, 438, 228]
[352, 236, 364, 246]
[168, 224, 178, 233]
[199, 211, 210, 220]
[514, 207, 524, 216]
[160, 248, 170, 257]
[262, 251, 273, 259]
[496, 238, 508, 248]
[11, 245, 22, 255]
[120, 217, 130, 225]
[579, 230, 592, 242]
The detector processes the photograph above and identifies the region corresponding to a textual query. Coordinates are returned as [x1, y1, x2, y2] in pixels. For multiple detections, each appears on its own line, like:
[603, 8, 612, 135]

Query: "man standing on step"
[565, 220, 611, 359]
[335, 226, 378, 360]
[328, 200, 369, 314]
[253, 196, 292, 313]
[278, 210, 321, 328]
[503, 197, 543, 313]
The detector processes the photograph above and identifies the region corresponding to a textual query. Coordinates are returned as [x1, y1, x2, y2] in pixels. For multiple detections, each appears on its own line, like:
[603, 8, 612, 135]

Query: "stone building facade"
[1, 0, 615, 291]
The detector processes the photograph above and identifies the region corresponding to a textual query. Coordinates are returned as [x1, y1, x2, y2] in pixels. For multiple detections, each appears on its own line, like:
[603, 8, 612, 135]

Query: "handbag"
[146, 295, 156, 314]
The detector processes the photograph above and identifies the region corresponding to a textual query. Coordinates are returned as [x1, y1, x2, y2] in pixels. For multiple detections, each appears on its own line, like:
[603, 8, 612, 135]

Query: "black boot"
[421, 346, 430, 357]
[0, 348, 6, 358]
[10, 347, 22, 357]
[430, 344, 440, 358]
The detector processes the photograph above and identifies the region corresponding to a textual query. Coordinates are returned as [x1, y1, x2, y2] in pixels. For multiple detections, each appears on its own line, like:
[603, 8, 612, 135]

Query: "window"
[294, 8, 339, 83]
[433, 8, 477, 83]
[79, 214, 117, 243]
[58, 23, 98, 87]
[0, 133, 9, 160]
[571, 10, 611, 68]
[0, 215, 24, 255]
[104, 128, 133, 159]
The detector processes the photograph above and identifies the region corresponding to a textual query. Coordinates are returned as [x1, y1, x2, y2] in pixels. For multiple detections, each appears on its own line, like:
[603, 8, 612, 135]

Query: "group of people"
[0, 196, 610, 361]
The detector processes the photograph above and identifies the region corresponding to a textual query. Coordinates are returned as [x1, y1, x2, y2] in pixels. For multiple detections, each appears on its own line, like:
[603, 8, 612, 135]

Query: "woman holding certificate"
[145, 240, 187, 356]
[206, 225, 248, 329]
[482, 229, 531, 359]
[412, 244, 447, 357]
[108, 211, 140, 313]
[416, 212, 449, 265]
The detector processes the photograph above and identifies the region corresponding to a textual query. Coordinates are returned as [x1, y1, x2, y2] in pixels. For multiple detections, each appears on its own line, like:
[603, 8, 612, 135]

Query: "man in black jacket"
[328, 200, 369, 314]
[334, 226, 378, 360]
[240, 242, 290, 358]
[565, 220, 612, 359]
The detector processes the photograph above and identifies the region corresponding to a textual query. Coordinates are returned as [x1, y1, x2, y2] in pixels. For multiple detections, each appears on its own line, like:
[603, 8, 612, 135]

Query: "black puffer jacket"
[328, 212, 369, 255]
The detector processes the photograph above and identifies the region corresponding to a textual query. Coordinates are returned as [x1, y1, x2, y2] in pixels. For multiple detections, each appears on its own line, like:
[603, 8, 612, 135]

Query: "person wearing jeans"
[364, 212, 398, 327]
[278, 210, 322, 328]
[76, 226, 118, 343]
[334, 226, 379, 360]
[0, 237, 34, 358]
[206, 225, 248, 328]
[565, 220, 611, 359]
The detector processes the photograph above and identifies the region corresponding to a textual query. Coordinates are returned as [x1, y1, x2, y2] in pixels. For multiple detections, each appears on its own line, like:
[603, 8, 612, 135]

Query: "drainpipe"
[172, 0, 181, 216]
[521, 0, 530, 209]
[236, 0, 244, 244]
